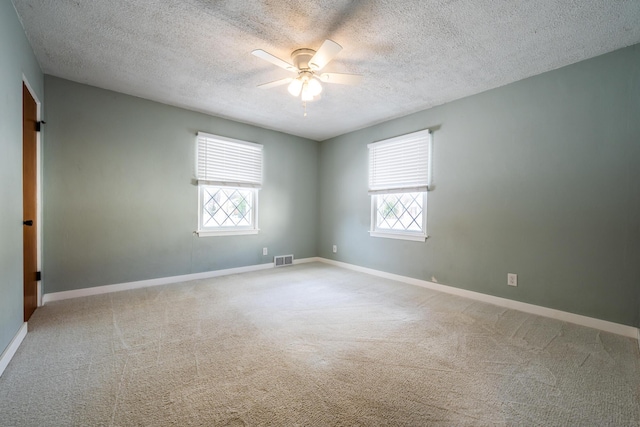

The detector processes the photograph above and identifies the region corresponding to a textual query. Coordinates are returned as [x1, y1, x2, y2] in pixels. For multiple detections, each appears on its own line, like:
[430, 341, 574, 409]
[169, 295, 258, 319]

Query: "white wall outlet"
[507, 273, 518, 287]
[332, 245, 337, 253]
[262, 247, 268, 256]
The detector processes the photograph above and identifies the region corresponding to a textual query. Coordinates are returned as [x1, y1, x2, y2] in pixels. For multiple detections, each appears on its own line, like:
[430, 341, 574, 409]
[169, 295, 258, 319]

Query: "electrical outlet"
[332, 245, 337, 253]
[507, 273, 518, 287]
[262, 247, 268, 256]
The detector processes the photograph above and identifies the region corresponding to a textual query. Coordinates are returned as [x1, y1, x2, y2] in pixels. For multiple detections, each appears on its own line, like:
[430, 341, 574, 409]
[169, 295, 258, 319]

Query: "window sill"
[197, 229, 259, 237]
[369, 230, 427, 242]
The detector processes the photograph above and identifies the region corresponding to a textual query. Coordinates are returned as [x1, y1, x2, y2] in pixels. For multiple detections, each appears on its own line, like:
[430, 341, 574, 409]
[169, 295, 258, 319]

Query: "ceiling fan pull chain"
[303, 101, 307, 117]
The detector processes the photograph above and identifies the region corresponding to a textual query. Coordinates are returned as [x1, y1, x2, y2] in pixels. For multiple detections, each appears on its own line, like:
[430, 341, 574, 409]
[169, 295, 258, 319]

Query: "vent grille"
[274, 254, 294, 267]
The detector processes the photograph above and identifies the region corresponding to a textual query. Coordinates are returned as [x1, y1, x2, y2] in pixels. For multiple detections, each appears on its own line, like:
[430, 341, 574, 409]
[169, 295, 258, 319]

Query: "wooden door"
[23, 83, 38, 321]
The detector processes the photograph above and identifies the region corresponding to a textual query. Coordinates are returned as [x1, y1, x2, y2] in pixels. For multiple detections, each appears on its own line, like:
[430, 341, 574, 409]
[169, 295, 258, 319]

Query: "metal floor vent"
[274, 255, 294, 267]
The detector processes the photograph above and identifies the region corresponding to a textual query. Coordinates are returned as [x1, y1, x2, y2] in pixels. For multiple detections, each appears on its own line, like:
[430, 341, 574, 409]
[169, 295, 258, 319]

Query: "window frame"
[370, 191, 428, 241]
[195, 132, 263, 237]
[197, 185, 260, 237]
[368, 129, 432, 242]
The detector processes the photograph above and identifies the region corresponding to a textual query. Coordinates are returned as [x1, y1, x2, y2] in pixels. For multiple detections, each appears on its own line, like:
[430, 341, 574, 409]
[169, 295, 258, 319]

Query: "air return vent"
[274, 255, 294, 267]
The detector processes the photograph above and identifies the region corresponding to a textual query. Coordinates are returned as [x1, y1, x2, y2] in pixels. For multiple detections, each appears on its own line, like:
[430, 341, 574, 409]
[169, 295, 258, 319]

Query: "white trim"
[42, 257, 319, 303]
[293, 257, 321, 264]
[196, 229, 260, 237]
[36, 96, 43, 307]
[0, 323, 28, 377]
[316, 258, 639, 340]
[21, 76, 40, 106]
[369, 230, 427, 242]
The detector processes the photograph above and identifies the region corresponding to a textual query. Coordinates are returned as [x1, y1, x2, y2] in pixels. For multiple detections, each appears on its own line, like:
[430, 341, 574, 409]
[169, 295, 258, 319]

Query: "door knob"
[23, 220, 33, 226]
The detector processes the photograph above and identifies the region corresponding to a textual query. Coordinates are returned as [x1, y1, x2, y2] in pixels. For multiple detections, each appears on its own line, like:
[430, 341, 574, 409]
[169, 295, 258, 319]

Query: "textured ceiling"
[12, 0, 640, 141]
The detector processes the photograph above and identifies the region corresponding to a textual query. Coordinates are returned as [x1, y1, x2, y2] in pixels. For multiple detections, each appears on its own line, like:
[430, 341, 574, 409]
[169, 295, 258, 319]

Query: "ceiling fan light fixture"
[307, 78, 322, 97]
[301, 82, 314, 101]
[287, 78, 303, 96]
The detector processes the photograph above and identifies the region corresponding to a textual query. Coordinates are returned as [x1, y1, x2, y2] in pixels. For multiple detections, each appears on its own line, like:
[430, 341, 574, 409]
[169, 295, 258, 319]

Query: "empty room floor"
[1, 263, 638, 425]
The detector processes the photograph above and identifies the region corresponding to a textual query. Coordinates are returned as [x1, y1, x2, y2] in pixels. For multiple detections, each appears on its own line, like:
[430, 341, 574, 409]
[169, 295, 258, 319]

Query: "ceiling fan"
[252, 40, 362, 106]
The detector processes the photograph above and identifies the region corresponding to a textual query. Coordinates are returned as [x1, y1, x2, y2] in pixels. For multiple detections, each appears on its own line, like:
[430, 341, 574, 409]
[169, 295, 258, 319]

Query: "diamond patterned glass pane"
[202, 187, 253, 228]
[375, 193, 423, 232]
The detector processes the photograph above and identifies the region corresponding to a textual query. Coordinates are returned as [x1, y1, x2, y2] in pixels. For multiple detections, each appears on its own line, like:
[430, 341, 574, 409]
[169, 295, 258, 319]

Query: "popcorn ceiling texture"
[11, 0, 640, 140]
[1, 264, 638, 425]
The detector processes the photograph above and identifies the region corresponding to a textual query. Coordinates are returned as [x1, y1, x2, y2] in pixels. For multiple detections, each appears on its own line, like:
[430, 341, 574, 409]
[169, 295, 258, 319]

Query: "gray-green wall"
[0, 0, 43, 356]
[43, 76, 318, 293]
[319, 44, 640, 327]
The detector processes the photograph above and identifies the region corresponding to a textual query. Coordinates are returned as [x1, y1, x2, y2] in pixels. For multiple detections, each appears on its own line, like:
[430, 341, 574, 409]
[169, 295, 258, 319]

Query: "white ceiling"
[12, 0, 640, 141]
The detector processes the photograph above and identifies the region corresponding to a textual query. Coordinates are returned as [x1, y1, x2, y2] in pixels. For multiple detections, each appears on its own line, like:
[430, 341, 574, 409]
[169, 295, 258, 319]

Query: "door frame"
[22, 75, 43, 308]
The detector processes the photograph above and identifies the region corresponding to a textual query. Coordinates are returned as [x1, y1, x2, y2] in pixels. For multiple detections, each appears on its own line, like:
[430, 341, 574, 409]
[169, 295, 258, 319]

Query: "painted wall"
[0, 0, 44, 355]
[43, 76, 318, 293]
[318, 44, 640, 327]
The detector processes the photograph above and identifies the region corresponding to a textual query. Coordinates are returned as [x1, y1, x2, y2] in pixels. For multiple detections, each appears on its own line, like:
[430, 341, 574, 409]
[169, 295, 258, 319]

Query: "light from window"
[196, 132, 263, 237]
[201, 186, 255, 228]
[374, 192, 424, 232]
[368, 129, 432, 241]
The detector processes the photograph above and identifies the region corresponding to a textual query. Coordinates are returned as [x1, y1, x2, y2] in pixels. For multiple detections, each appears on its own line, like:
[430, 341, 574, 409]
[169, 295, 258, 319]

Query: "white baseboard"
[42, 257, 319, 303]
[317, 258, 639, 340]
[295, 257, 321, 264]
[0, 323, 28, 377]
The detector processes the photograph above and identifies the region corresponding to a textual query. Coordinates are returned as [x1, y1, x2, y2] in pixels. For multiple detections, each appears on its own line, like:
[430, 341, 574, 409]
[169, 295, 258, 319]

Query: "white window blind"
[368, 129, 431, 194]
[197, 132, 263, 188]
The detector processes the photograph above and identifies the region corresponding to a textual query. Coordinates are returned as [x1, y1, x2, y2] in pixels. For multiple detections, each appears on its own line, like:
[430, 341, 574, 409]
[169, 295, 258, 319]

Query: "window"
[196, 132, 263, 236]
[368, 129, 432, 241]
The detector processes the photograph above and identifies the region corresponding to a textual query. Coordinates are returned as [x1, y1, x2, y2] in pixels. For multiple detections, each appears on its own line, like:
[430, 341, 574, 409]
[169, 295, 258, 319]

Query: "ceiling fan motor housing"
[291, 48, 317, 70]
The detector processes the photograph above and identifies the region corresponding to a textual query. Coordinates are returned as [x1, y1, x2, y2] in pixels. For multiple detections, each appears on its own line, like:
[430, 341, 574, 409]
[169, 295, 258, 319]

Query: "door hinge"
[36, 271, 42, 281]
[35, 121, 46, 132]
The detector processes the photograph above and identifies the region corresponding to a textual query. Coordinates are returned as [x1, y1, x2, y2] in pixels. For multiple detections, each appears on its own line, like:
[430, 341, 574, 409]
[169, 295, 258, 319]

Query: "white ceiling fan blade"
[257, 77, 293, 89]
[319, 73, 362, 85]
[309, 40, 342, 70]
[252, 49, 297, 72]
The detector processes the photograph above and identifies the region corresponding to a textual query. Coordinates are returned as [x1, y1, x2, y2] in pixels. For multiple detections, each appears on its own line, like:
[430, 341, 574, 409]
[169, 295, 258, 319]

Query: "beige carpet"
[1, 263, 639, 426]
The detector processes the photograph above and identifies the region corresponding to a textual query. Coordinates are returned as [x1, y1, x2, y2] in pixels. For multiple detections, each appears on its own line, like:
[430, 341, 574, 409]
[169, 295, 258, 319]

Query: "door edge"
[22, 75, 42, 307]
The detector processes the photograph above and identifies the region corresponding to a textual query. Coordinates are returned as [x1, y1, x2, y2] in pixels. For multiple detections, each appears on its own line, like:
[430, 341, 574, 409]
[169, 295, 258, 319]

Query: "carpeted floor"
[1, 263, 639, 426]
